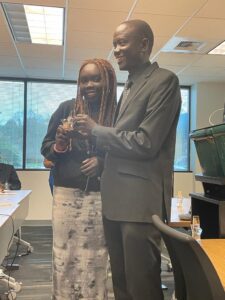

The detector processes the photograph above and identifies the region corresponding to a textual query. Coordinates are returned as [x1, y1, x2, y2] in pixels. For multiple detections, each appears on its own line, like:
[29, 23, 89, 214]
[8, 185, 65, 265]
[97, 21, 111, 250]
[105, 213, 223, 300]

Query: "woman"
[41, 59, 117, 299]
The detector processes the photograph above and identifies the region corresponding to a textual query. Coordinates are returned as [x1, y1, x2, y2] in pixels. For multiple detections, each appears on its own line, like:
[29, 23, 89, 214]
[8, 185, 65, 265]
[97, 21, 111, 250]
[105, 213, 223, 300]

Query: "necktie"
[119, 80, 132, 112]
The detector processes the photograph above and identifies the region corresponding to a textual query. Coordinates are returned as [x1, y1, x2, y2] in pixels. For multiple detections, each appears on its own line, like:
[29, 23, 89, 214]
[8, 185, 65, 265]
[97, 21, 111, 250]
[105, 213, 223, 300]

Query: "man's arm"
[77, 72, 181, 160]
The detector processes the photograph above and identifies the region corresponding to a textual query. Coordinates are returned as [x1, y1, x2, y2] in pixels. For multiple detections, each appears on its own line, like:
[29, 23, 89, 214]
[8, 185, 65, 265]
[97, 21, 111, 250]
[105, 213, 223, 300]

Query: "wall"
[17, 170, 53, 221]
[18, 82, 225, 220]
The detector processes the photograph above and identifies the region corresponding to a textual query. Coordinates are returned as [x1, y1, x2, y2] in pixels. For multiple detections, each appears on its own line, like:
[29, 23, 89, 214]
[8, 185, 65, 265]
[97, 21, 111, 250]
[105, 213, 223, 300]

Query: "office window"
[26, 82, 76, 168]
[0, 81, 24, 168]
[174, 88, 190, 171]
[0, 80, 190, 171]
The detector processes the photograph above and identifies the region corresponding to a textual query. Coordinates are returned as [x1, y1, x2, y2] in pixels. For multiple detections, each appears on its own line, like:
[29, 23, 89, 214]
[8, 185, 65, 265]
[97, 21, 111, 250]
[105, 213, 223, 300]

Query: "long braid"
[74, 58, 117, 126]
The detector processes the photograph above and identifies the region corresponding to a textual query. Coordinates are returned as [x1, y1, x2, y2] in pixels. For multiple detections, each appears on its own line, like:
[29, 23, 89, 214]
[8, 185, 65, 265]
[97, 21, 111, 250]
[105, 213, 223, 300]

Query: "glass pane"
[26, 82, 76, 169]
[0, 81, 24, 168]
[174, 88, 190, 171]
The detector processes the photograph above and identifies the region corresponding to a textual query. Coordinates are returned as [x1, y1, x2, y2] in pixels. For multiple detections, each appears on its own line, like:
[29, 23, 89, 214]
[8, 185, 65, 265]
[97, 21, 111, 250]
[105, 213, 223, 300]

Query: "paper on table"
[0, 202, 13, 206]
[0, 191, 17, 195]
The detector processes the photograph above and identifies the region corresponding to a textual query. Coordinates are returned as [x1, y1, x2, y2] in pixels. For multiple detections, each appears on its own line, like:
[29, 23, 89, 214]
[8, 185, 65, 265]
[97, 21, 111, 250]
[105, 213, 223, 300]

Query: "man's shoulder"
[150, 64, 179, 85]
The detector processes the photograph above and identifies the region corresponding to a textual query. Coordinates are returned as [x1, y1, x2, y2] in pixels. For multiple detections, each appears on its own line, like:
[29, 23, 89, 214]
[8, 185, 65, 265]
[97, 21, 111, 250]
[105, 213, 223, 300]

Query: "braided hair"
[74, 58, 117, 127]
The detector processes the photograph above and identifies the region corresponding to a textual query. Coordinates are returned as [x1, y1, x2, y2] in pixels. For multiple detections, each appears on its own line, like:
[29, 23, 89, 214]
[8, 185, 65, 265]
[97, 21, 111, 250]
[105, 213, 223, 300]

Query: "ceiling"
[0, 0, 225, 85]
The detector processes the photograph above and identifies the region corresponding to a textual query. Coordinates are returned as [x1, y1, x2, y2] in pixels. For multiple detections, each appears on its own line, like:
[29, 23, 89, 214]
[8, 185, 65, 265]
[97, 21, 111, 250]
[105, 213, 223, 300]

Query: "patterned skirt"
[52, 186, 108, 300]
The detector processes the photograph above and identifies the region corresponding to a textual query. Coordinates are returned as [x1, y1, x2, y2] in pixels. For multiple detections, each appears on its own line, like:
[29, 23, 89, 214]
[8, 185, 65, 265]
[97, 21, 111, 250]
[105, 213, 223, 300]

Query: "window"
[174, 88, 190, 171]
[0, 80, 190, 171]
[0, 80, 24, 168]
[26, 82, 76, 168]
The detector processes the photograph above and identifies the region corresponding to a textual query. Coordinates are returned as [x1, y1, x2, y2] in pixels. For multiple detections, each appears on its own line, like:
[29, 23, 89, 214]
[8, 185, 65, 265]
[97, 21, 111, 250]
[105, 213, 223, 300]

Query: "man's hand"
[74, 114, 97, 136]
[80, 157, 99, 177]
[55, 125, 70, 151]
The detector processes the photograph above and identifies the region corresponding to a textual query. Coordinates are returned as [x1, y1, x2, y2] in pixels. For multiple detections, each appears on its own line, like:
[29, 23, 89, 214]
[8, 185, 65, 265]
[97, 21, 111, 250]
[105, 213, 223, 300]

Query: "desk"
[169, 197, 191, 227]
[201, 239, 225, 289]
[190, 192, 225, 238]
[0, 190, 31, 264]
[0, 190, 31, 295]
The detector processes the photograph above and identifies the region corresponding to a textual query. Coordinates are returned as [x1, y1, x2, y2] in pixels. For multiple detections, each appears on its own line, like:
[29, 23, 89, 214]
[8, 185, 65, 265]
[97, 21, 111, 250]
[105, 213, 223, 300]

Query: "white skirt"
[52, 186, 108, 300]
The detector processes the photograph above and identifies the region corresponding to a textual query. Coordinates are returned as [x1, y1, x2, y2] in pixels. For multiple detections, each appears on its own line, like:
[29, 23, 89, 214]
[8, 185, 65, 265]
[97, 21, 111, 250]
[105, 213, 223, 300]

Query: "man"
[0, 162, 21, 190]
[76, 19, 181, 300]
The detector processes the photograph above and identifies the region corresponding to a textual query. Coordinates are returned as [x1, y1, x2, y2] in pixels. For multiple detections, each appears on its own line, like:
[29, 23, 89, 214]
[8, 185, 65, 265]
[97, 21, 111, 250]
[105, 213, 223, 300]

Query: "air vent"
[161, 37, 206, 53]
[175, 41, 204, 51]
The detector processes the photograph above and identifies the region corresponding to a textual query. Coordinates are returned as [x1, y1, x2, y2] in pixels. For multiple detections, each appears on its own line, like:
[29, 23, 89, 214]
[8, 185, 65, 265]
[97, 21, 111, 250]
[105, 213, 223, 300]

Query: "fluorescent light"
[24, 5, 64, 45]
[208, 41, 225, 55]
[2, 3, 64, 45]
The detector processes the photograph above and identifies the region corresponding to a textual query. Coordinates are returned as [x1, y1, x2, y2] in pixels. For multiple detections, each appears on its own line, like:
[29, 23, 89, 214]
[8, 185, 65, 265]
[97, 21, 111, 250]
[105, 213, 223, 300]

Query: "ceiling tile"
[196, 0, 225, 19]
[69, 0, 133, 11]
[68, 8, 127, 32]
[135, 0, 207, 16]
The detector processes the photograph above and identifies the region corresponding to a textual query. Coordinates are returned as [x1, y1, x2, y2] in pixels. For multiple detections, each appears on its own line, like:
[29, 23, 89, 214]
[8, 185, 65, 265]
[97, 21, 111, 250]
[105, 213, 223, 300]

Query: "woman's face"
[79, 63, 103, 104]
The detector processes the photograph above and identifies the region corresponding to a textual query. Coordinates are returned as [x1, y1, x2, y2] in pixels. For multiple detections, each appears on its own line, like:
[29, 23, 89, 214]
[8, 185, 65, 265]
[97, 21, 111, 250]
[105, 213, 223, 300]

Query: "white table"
[0, 190, 32, 297]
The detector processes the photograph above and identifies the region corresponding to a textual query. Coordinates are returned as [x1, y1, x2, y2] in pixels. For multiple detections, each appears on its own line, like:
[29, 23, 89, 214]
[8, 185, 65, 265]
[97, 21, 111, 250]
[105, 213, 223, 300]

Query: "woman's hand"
[55, 125, 70, 151]
[80, 157, 99, 177]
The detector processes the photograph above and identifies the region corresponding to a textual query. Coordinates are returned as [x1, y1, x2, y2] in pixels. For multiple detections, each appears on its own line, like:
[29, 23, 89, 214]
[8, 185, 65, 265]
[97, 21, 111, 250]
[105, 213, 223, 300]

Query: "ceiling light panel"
[209, 41, 225, 55]
[24, 5, 64, 45]
[2, 3, 64, 45]
[2, 3, 31, 43]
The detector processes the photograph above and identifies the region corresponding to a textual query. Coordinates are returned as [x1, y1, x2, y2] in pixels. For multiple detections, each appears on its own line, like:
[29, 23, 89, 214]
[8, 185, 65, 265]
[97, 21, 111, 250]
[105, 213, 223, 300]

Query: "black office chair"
[152, 215, 225, 300]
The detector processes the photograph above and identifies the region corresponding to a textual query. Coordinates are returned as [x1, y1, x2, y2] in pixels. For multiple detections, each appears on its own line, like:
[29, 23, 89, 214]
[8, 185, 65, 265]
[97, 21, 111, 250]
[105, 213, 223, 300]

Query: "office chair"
[152, 215, 225, 300]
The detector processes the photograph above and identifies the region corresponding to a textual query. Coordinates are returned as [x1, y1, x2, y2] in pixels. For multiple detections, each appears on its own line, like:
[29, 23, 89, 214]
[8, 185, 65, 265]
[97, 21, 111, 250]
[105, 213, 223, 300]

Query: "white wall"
[18, 82, 225, 220]
[17, 170, 53, 220]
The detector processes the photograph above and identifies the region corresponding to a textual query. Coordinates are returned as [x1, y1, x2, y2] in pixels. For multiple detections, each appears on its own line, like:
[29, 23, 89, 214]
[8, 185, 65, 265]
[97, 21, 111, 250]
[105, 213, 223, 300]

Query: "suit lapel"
[115, 62, 158, 124]
[113, 93, 123, 125]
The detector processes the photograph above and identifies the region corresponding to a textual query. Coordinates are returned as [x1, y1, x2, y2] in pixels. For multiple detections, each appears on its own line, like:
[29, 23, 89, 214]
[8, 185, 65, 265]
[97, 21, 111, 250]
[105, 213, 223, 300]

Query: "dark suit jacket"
[0, 163, 21, 190]
[92, 62, 181, 223]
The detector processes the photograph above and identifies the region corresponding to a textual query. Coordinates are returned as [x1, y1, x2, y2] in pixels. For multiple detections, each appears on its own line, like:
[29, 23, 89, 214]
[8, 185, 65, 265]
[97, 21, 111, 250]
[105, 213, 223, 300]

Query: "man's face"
[113, 23, 144, 73]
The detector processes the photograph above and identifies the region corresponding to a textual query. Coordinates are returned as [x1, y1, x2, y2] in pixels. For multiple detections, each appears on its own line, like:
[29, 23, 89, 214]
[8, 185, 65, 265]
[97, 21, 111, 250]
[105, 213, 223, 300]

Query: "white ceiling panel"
[135, 0, 207, 16]
[195, 0, 225, 19]
[0, 0, 224, 84]
[179, 18, 225, 40]
[0, 45, 18, 56]
[0, 56, 22, 67]
[66, 31, 112, 50]
[68, 8, 127, 32]
[132, 13, 189, 37]
[69, 0, 134, 11]
[26, 67, 63, 79]
[16, 44, 63, 58]
[22, 57, 62, 69]
[156, 52, 203, 67]
[0, 66, 26, 77]
[65, 48, 109, 61]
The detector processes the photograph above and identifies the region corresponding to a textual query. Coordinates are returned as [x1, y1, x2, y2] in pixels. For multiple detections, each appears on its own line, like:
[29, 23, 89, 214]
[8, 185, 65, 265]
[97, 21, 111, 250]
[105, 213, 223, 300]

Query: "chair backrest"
[152, 215, 225, 300]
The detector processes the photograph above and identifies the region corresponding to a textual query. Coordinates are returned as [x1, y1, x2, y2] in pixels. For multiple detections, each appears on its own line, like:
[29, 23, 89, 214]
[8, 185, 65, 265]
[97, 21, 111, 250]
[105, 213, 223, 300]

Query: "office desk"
[0, 190, 31, 263]
[169, 197, 191, 227]
[0, 190, 31, 294]
[201, 239, 225, 289]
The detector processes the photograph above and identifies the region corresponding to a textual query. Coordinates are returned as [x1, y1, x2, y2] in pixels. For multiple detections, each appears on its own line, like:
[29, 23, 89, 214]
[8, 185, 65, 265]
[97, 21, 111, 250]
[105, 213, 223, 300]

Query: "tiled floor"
[0, 226, 174, 299]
